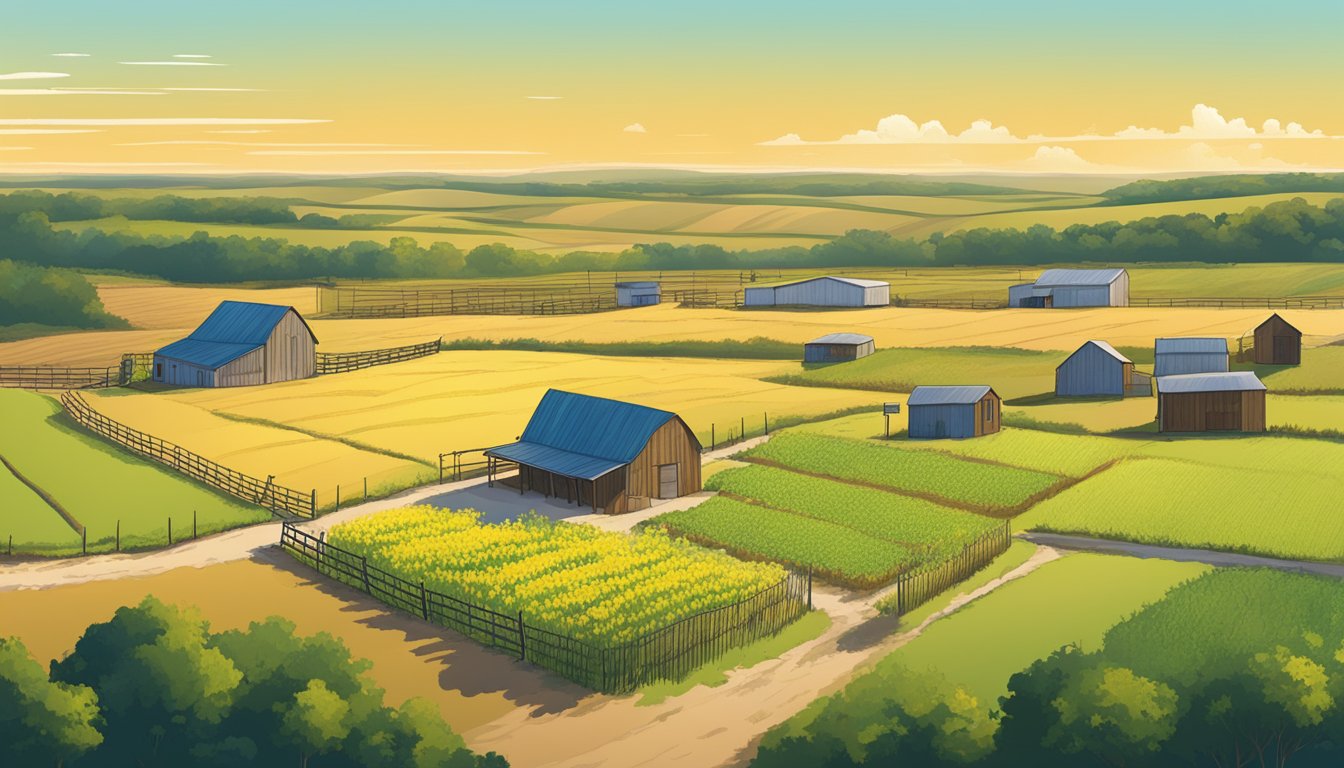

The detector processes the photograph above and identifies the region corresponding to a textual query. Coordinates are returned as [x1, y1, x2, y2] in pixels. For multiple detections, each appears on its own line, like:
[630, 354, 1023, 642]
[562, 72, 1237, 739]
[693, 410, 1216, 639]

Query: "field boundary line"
[208, 411, 436, 469]
[0, 453, 84, 535]
[1018, 533, 1344, 578]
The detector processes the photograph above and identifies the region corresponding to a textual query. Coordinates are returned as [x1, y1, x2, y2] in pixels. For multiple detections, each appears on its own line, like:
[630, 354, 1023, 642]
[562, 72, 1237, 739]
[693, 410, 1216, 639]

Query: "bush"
[0, 260, 127, 329]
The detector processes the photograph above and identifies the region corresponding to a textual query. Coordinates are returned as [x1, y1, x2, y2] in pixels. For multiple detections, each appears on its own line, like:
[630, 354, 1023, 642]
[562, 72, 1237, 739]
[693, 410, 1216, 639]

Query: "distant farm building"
[804, 333, 876, 363]
[615, 281, 661, 307]
[1007, 268, 1130, 308]
[1055, 340, 1151, 397]
[743, 276, 890, 308]
[907, 385, 1001, 439]
[1156, 372, 1266, 433]
[1154, 337, 1229, 377]
[153, 301, 317, 388]
[484, 389, 702, 515]
[1252, 313, 1301, 365]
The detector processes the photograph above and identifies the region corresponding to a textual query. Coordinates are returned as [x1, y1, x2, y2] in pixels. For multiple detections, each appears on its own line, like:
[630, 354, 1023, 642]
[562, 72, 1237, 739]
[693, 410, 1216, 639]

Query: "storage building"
[484, 389, 702, 515]
[743, 276, 890, 308]
[615, 281, 661, 307]
[1252, 313, 1301, 365]
[1156, 372, 1266, 433]
[1154, 337, 1229, 377]
[1008, 268, 1129, 308]
[153, 301, 317, 388]
[1055, 340, 1141, 397]
[907, 385, 1001, 439]
[804, 333, 876, 363]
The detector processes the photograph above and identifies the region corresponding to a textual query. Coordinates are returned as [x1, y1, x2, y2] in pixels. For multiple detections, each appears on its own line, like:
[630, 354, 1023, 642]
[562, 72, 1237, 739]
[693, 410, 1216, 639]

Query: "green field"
[0, 389, 270, 555]
[767, 347, 1065, 400]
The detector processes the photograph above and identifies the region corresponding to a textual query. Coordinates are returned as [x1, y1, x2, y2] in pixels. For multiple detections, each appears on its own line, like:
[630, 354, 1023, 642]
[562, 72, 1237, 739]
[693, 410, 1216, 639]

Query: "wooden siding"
[263, 309, 317, 383]
[1159, 390, 1266, 432]
[216, 347, 265, 387]
[1253, 315, 1301, 365]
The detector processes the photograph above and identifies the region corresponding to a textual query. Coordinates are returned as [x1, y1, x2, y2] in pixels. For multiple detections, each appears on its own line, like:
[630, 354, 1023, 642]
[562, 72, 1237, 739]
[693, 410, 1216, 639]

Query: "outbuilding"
[1154, 337, 1229, 377]
[743, 276, 890, 308]
[615, 281, 661, 307]
[1252, 313, 1301, 365]
[1156, 371, 1266, 433]
[1055, 340, 1142, 397]
[1008, 268, 1130, 308]
[484, 389, 702, 514]
[907, 385, 1001, 439]
[804, 333, 876, 363]
[153, 301, 317, 388]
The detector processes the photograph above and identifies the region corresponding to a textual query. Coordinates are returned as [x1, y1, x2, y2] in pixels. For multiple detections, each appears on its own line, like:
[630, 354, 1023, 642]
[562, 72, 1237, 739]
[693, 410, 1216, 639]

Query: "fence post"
[335, 485, 340, 510]
[420, 581, 429, 619]
[168, 517, 172, 546]
[711, 424, 715, 450]
[7, 534, 11, 557]
[807, 567, 813, 610]
[115, 520, 120, 553]
[360, 556, 371, 593]
[317, 530, 325, 573]
[764, 411, 769, 435]
[364, 477, 368, 501]
[193, 510, 197, 540]
[82, 527, 87, 555]
[310, 489, 316, 517]
[438, 454, 444, 484]
[517, 612, 526, 661]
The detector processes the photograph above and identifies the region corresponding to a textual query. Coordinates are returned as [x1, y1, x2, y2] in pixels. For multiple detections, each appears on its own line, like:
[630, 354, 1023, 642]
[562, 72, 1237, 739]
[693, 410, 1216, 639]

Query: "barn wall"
[1112, 272, 1130, 306]
[743, 286, 776, 306]
[1154, 352, 1229, 377]
[909, 404, 976, 439]
[154, 356, 215, 387]
[1159, 390, 1264, 432]
[1007, 284, 1036, 307]
[617, 285, 661, 307]
[1052, 285, 1113, 308]
[773, 278, 863, 307]
[975, 392, 1001, 436]
[262, 310, 316, 384]
[216, 348, 265, 388]
[863, 285, 891, 306]
[804, 343, 872, 363]
[1253, 317, 1301, 365]
[627, 419, 702, 509]
[1056, 344, 1125, 396]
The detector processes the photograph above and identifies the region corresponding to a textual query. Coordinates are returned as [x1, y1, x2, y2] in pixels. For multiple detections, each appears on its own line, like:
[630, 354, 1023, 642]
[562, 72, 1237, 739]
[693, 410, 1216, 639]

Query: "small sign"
[884, 402, 901, 414]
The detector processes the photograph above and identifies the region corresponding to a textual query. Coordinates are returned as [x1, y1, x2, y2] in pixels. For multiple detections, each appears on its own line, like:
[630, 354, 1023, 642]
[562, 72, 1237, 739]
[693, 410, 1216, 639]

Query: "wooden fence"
[438, 447, 500, 483]
[1131, 296, 1344, 309]
[280, 523, 810, 692]
[886, 522, 1012, 616]
[61, 392, 315, 517]
[0, 352, 154, 391]
[316, 338, 442, 375]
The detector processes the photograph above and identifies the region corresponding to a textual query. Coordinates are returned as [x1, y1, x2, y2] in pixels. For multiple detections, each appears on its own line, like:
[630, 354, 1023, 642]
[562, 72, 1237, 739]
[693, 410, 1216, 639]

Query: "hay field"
[96, 284, 318, 330]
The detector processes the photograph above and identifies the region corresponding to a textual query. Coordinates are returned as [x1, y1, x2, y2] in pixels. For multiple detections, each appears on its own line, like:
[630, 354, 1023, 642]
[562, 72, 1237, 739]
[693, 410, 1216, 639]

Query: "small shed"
[1154, 337, 1229, 377]
[153, 301, 317, 388]
[616, 281, 661, 307]
[1156, 372, 1266, 433]
[1252, 314, 1301, 365]
[1055, 340, 1135, 397]
[743, 276, 890, 308]
[1008, 268, 1129, 308]
[907, 385, 1001, 439]
[804, 333, 876, 363]
[484, 389, 702, 515]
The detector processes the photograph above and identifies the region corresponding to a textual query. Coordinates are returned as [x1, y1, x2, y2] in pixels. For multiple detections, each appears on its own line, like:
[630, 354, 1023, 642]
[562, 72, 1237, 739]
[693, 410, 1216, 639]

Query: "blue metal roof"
[154, 300, 316, 370]
[155, 339, 260, 368]
[1157, 371, 1266, 393]
[908, 385, 993, 406]
[807, 333, 874, 346]
[484, 389, 684, 480]
[1156, 337, 1228, 355]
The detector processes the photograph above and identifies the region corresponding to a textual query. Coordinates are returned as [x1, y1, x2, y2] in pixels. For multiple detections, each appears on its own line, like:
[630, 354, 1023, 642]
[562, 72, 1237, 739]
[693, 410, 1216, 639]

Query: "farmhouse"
[1154, 337, 1229, 377]
[615, 281, 661, 307]
[1252, 313, 1301, 365]
[804, 333, 875, 363]
[153, 301, 317, 388]
[1055, 340, 1147, 397]
[1007, 268, 1129, 308]
[743, 276, 890, 308]
[907, 385, 1001, 439]
[484, 389, 702, 514]
[1156, 371, 1266, 433]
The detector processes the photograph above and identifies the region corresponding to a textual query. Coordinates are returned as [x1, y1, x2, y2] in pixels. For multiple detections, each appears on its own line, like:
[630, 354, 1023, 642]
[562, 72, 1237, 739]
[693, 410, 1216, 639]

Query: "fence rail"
[887, 522, 1012, 616]
[61, 392, 315, 517]
[1130, 296, 1344, 309]
[316, 338, 442, 375]
[280, 523, 809, 692]
[0, 366, 122, 390]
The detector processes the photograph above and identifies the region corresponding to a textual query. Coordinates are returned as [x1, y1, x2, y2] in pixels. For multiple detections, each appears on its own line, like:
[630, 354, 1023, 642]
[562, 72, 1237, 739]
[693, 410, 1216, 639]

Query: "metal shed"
[1252, 314, 1301, 365]
[1156, 372, 1266, 433]
[743, 276, 890, 308]
[484, 389, 702, 515]
[1055, 340, 1138, 397]
[152, 301, 317, 388]
[907, 385, 1001, 439]
[1154, 337, 1229, 377]
[804, 333, 876, 363]
[615, 281, 661, 307]
[1008, 268, 1129, 308]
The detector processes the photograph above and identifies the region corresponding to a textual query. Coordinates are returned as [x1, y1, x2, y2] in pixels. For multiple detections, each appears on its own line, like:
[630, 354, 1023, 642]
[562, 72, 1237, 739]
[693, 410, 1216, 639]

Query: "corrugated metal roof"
[807, 333, 874, 346]
[1082, 340, 1130, 363]
[1157, 371, 1266, 393]
[757, 276, 889, 289]
[1034, 268, 1127, 287]
[154, 301, 315, 369]
[908, 385, 992, 406]
[485, 441, 626, 481]
[1155, 337, 1228, 355]
[155, 339, 259, 368]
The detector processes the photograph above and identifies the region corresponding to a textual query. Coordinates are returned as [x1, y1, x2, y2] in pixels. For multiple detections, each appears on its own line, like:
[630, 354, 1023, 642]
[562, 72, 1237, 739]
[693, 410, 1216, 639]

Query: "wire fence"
[886, 522, 1013, 617]
[280, 522, 810, 693]
[316, 338, 442, 375]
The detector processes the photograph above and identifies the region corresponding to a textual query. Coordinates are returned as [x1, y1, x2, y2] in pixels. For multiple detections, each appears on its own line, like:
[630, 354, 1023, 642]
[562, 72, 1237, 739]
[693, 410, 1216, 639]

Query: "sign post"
[883, 402, 901, 438]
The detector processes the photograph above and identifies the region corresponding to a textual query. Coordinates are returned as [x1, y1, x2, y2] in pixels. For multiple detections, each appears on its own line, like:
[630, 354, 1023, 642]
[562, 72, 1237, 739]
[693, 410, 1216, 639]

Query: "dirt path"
[1020, 532, 1344, 579]
[463, 545, 1063, 768]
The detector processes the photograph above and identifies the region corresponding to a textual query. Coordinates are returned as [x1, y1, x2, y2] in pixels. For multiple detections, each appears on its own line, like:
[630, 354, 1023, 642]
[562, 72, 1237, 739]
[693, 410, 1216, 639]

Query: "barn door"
[657, 464, 679, 499]
[935, 420, 947, 438]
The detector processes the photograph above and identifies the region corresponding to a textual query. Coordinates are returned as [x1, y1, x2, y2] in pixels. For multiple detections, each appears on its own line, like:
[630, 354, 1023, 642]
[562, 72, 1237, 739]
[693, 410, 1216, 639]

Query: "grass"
[765, 346, 1065, 400]
[1242, 346, 1344, 394]
[0, 457, 79, 552]
[876, 539, 1037, 618]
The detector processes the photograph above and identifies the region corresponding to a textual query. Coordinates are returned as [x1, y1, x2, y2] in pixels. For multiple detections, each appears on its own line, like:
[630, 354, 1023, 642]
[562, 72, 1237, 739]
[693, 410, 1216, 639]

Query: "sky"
[1, 0, 1342, 176]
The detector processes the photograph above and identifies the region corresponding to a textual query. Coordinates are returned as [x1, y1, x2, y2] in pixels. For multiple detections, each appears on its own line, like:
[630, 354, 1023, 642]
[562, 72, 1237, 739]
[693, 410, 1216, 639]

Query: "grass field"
[768, 346, 1065, 400]
[0, 390, 270, 555]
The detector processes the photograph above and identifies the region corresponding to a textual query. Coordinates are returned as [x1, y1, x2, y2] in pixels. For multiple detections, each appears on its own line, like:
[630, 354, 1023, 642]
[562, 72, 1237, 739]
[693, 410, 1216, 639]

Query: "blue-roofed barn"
[1055, 340, 1146, 397]
[152, 301, 317, 387]
[484, 389, 703, 514]
[804, 333, 875, 363]
[907, 385, 1000, 439]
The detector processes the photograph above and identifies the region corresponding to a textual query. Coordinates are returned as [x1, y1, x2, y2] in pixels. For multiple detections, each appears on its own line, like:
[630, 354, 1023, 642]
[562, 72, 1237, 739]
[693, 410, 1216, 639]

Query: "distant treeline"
[1102, 172, 1344, 205]
[0, 190, 299, 225]
[420, 175, 1029, 199]
[3, 195, 1344, 283]
[0, 260, 127, 330]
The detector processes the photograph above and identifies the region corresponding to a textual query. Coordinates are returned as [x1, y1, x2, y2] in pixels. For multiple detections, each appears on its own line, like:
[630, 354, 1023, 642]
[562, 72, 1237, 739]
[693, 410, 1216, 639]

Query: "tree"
[1045, 665, 1178, 767]
[0, 637, 102, 768]
[281, 679, 351, 768]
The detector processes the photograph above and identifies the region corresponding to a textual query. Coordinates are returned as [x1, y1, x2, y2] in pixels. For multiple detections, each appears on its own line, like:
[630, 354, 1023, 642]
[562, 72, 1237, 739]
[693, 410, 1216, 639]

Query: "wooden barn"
[153, 301, 317, 388]
[1156, 372, 1266, 433]
[1154, 337, 1229, 377]
[1253, 313, 1301, 365]
[907, 385, 1000, 439]
[1055, 340, 1147, 397]
[484, 389, 702, 514]
[804, 333, 875, 363]
[743, 276, 890, 308]
[615, 281, 661, 307]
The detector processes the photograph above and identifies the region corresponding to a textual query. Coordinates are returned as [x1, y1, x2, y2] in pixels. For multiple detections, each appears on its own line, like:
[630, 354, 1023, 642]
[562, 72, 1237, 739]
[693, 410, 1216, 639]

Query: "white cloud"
[762, 113, 1019, 145]
[0, 129, 100, 135]
[244, 149, 544, 156]
[1021, 145, 1096, 171]
[1177, 141, 1303, 171]
[119, 61, 225, 67]
[120, 141, 418, 147]
[623, 123, 647, 133]
[527, 95, 562, 100]
[50, 53, 90, 58]
[0, 118, 328, 126]
[0, 72, 70, 81]
[173, 54, 212, 59]
[1108, 104, 1327, 141]
[0, 89, 164, 96]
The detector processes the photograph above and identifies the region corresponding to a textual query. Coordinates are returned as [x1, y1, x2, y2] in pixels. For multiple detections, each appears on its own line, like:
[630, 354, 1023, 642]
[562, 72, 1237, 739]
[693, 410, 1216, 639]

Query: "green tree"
[1045, 665, 1179, 767]
[281, 679, 351, 768]
[0, 637, 102, 768]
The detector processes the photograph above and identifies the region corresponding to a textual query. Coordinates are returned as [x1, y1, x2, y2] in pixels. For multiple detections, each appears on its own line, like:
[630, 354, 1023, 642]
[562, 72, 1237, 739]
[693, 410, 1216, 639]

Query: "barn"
[615, 281, 661, 307]
[1007, 268, 1129, 308]
[907, 385, 1001, 439]
[743, 276, 890, 308]
[153, 301, 317, 388]
[1154, 337, 1229, 377]
[1253, 313, 1301, 365]
[1055, 340, 1141, 397]
[483, 389, 702, 515]
[804, 333, 876, 363]
[1156, 372, 1266, 433]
